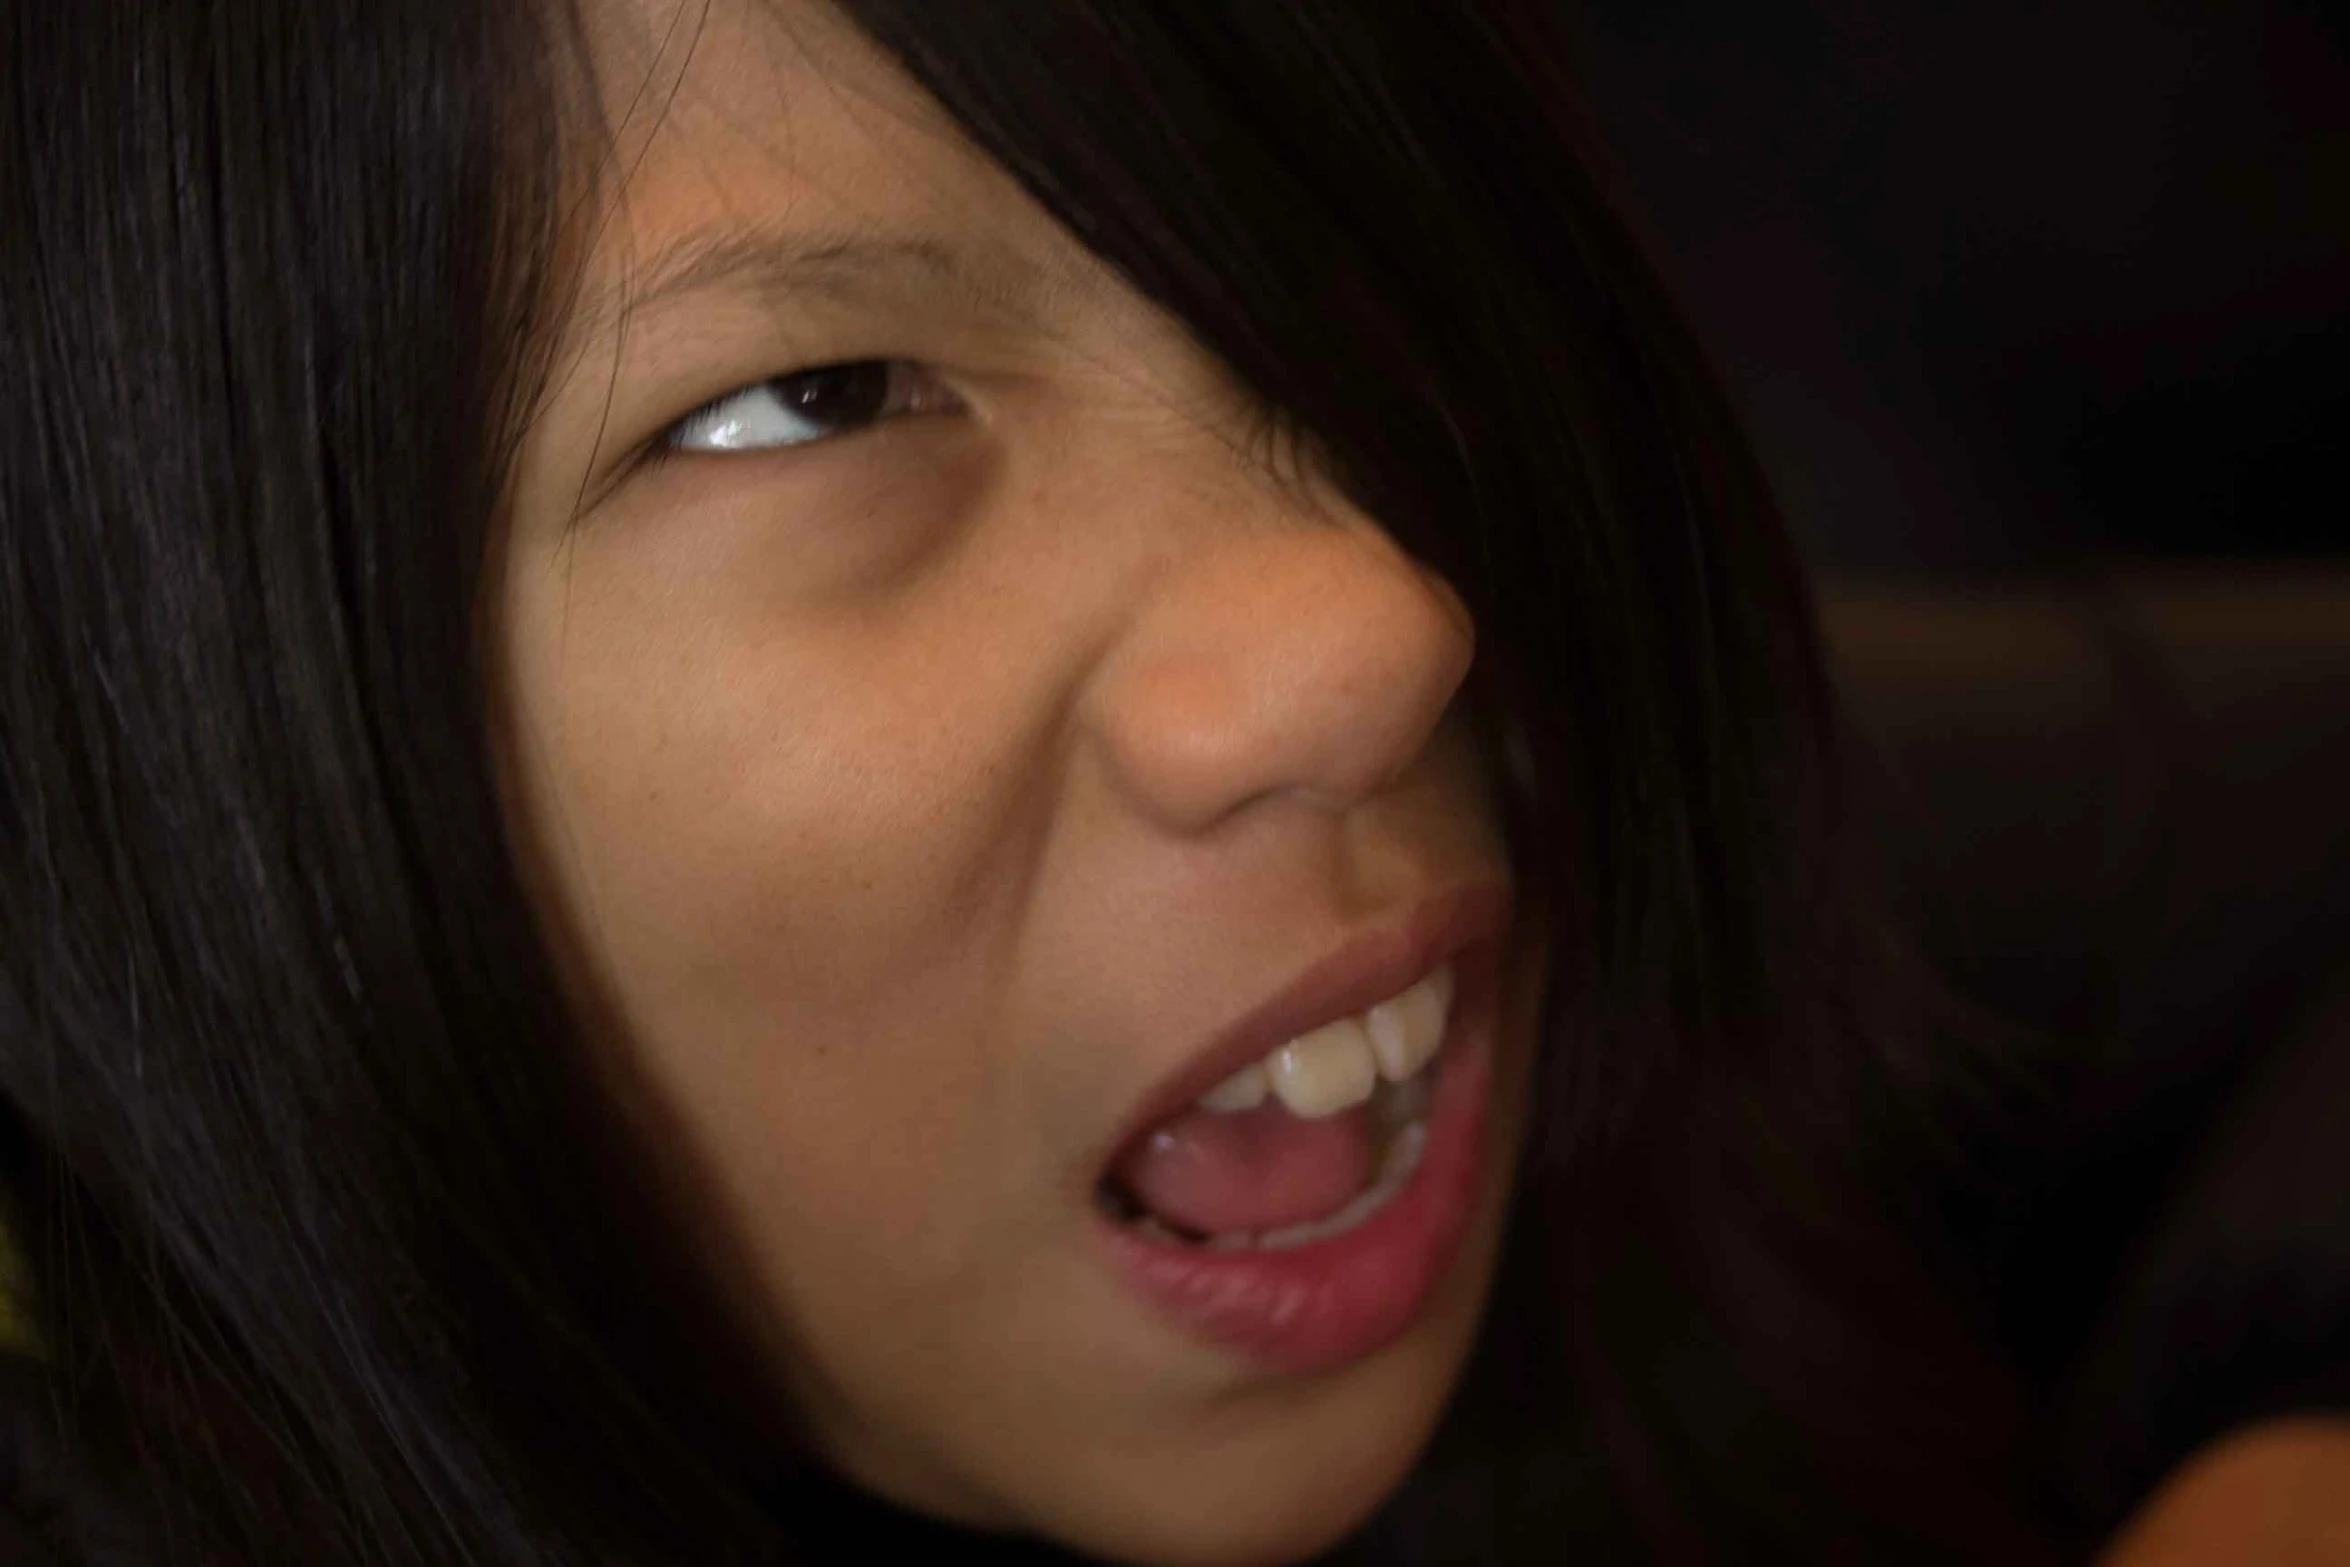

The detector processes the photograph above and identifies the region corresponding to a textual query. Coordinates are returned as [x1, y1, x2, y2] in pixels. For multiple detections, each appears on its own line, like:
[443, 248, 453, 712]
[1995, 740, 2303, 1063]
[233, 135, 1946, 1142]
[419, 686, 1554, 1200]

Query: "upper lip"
[1094, 879, 1515, 1177]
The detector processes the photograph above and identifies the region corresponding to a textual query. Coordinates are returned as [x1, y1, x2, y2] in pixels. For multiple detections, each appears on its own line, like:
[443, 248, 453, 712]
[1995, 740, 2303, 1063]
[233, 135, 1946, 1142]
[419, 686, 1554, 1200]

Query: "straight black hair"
[4, 1, 2052, 1561]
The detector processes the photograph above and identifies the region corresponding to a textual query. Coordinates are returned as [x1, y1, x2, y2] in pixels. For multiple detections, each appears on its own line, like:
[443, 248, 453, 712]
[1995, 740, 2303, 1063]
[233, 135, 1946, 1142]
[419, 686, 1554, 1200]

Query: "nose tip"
[1087, 529, 1475, 831]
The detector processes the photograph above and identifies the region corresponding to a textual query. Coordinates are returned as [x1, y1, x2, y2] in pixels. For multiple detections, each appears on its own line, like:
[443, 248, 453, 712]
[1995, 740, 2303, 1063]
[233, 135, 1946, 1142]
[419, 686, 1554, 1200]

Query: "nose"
[1083, 514, 1475, 833]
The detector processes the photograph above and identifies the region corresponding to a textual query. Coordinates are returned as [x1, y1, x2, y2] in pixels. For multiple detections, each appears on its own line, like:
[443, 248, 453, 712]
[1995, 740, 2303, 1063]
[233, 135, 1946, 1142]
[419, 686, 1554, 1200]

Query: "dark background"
[1562, 9, 2350, 1518]
[1574, 0, 2349, 575]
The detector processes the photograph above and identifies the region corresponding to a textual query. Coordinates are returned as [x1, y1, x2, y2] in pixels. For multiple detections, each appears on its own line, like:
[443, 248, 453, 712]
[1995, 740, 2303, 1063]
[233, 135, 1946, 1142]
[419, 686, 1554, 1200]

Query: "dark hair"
[3, 1, 2050, 1561]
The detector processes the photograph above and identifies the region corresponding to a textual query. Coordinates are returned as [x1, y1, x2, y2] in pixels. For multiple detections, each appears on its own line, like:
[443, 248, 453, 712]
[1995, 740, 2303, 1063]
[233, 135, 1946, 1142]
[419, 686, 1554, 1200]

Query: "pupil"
[781, 361, 889, 427]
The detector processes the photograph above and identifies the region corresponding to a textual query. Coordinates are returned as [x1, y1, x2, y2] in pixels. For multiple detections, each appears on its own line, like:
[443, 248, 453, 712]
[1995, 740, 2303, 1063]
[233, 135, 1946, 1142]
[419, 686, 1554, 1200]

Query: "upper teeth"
[1194, 963, 1455, 1119]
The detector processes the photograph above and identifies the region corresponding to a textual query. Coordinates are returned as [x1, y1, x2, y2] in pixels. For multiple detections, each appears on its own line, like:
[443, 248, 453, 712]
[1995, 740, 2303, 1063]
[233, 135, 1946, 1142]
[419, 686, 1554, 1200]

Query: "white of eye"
[664, 360, 950, 455]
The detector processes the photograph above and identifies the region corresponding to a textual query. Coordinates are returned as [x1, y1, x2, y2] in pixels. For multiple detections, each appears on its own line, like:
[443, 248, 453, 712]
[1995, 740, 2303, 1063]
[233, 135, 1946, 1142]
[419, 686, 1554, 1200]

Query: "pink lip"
[1091, 880, 1513, 1180]
[1092, 886, 1513, 1373]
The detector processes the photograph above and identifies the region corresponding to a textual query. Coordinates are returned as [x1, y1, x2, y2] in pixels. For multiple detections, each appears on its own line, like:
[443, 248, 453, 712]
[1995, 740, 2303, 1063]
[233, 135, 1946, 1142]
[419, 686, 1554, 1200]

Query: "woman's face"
[497, 1, 1544, 1561]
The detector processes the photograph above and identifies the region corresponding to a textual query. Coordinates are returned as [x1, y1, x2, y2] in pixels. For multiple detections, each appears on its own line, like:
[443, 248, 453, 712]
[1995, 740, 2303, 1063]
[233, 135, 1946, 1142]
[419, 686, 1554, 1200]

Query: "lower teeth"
[1118, 1070, 1435, 1252]
[1251, 1118, 1426, 1250]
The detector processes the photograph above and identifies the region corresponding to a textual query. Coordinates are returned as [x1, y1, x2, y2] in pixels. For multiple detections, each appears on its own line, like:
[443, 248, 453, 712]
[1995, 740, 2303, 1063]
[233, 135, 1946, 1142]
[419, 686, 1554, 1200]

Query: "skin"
[2099, 1420, 2350, 1566]
[493, 2, 1543, 1561]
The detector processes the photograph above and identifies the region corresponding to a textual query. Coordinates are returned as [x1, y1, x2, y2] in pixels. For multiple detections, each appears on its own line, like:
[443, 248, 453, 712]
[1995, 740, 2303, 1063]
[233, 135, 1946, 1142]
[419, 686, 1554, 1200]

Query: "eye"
[662, 359, 959, 455]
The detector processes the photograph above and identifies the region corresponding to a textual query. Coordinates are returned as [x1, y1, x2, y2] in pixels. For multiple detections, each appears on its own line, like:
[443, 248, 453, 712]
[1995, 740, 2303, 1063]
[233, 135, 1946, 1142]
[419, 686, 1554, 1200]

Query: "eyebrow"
[557, 221, 1089, 357]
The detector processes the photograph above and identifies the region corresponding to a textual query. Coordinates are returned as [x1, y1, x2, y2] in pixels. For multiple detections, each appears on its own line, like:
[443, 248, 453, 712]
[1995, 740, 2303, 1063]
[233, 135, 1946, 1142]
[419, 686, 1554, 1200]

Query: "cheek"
[496, 585, 1051, 1272]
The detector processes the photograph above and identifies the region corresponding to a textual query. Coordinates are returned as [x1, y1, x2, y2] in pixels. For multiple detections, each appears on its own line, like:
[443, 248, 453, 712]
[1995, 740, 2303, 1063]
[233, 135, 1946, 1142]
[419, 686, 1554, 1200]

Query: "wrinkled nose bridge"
[1083, 517, 1476, 832]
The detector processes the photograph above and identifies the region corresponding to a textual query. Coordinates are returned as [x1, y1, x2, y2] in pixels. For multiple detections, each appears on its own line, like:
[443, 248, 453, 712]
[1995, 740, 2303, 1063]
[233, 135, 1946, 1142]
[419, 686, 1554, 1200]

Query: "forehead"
[568, 0, 1096, 321]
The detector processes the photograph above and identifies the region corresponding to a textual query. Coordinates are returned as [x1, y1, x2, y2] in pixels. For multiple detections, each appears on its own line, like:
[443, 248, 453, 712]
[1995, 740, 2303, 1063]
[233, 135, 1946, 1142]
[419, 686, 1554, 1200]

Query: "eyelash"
[652, 359, 960, 462]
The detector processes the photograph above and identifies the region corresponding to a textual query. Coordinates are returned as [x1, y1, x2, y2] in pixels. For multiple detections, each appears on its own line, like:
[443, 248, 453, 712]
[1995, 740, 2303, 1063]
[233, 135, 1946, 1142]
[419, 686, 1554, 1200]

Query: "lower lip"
[1094, 940, 1500, 1375]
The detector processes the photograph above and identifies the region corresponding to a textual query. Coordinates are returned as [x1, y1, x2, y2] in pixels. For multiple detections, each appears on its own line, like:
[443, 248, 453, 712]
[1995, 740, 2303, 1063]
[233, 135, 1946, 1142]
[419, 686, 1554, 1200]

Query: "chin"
[1035, 1178, 1515, 1567]
[1049, 1391, 1442, 1567]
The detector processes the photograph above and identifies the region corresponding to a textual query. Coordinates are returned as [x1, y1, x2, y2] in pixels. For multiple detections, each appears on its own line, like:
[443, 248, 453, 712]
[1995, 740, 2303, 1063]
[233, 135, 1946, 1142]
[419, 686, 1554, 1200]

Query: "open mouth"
[1089, 886, 1508, 1374]
[1094, 962, 1452, 1252]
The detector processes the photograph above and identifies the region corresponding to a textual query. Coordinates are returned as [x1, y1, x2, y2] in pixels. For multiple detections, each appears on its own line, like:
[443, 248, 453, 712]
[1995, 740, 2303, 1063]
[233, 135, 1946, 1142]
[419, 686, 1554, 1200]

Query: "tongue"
[1112, 1100, 1375, 1236]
